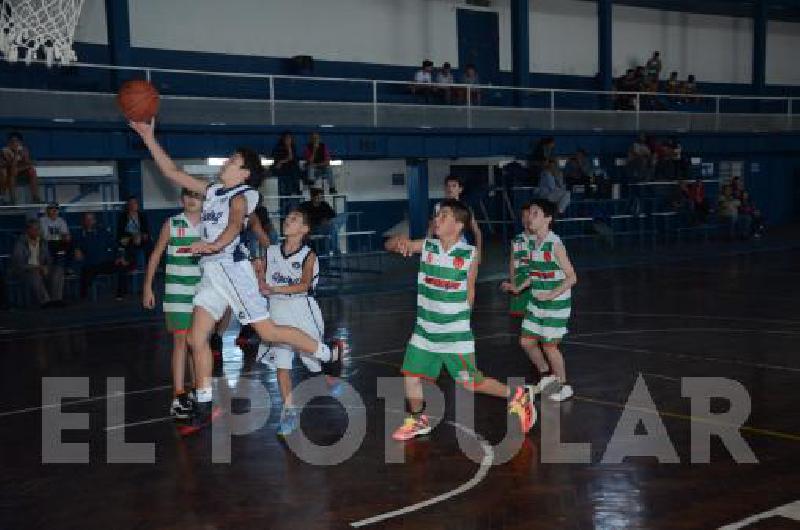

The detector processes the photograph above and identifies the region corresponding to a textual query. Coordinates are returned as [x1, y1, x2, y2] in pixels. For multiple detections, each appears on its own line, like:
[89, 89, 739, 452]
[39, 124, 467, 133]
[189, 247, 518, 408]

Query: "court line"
[350, 420, 494, 528]
[578, 311, 800, 327]
[718, 499, 800, 529]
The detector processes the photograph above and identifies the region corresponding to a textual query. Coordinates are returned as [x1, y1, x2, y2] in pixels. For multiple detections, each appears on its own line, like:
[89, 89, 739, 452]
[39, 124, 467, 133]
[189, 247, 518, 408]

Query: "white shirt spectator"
[436, 71, 454, 85]
[414, 70, 432, 84]
[40, 216, 69, 242]
[27, 238, 40, 266]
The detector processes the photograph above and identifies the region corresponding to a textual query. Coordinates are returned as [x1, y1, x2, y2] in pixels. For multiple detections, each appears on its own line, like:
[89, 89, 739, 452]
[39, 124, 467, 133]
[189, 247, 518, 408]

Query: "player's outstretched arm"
[129, 120, 207, 195]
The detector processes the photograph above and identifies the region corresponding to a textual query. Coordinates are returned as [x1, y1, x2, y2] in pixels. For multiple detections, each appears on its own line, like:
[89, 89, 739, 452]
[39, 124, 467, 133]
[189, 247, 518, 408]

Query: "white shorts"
[258, 295, 324, 372]
[193, 260, 270, 325]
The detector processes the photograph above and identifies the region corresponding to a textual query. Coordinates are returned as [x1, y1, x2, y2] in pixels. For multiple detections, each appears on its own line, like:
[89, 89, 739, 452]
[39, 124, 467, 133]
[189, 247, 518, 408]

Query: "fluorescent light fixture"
[207, 157, 344, 167]
[690, 157, 701, 165]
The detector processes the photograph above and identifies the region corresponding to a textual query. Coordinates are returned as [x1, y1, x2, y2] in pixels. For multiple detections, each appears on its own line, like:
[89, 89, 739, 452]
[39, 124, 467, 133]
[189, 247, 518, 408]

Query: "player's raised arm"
[384, 236, 424, 256]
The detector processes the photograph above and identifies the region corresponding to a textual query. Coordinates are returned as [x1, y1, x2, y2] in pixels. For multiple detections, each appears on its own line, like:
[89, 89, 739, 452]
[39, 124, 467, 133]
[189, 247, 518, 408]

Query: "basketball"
[116, 79, 160, 122]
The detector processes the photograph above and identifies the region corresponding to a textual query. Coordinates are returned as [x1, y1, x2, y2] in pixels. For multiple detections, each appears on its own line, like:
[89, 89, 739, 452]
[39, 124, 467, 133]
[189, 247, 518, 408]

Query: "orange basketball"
[117, 79, 160, 122]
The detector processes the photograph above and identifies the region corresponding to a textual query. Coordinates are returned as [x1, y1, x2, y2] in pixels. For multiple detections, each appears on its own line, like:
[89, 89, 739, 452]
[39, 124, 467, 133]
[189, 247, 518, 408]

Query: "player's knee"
[253, 319, 279, 342]
[519, 336, 539, 350]
[542, 342, 560, 355]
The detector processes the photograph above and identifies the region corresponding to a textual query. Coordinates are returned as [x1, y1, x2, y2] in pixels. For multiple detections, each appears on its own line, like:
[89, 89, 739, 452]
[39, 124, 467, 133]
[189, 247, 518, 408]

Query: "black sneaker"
[170, 392, 195, 420]
[321, 338, 348, 378]
[177, 401, 222, 437]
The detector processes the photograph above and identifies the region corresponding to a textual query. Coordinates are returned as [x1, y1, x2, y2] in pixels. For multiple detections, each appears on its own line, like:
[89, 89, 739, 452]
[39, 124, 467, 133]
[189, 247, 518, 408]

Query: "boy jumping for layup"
[385, 199, 535, 440]
[130, 121, 345, 433]
[502, 199, 577, 401]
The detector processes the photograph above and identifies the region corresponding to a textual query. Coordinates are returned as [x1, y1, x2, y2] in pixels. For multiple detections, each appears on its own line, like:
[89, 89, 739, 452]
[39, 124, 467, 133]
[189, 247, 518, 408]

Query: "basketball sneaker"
[392, 414, 432, 441]
[170, 392, 194, 420]
[508, 386, 536, 433]
[535, 374, 559, 395]
[177, 401, 222, 436]
[321, 337, 349, 378]
[277, 407, 299, 437]
[548, 384, 574, 402]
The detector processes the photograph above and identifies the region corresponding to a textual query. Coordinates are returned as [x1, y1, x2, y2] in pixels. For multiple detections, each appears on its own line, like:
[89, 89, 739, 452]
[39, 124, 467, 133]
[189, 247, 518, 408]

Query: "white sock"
[196, 387, 212, 403]
[315, 342, 332, 362]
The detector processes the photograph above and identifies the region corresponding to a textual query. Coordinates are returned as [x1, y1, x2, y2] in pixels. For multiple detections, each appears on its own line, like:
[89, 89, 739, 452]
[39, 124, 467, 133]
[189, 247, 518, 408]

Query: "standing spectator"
[627, 133, 653, 182]
[74, 212, 129, 300]
[456, 64, 481, 105]
[116, 195, 151, 271]
[303, 132, 336, 194]
[738, 191, 765, 239]
[298, 187, 346, 255]
[686, 178, 709, 223]
[1, 132, 42, 204]
[39, 202, 70, 304]
[717, 184, 741, 239]
[271, 132, 301, 214]
[410, 60, 434, 102]
[563, 148, 592, 189]
[645, 51, 662, 81]
[10, 219, 53, 307]
[538, 160, 571, 214]
[730, 176, 745, 200]
[435, 62, 454, 104]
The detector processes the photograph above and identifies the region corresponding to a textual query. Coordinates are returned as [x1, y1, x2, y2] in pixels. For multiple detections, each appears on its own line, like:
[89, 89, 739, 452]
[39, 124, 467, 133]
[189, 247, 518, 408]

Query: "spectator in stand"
[74, 212, 129, 300]
[11, 219, 55, 307]
[457, 64, 481, 105]
[686, 178, 709, 224]
[116, 195, 151, 273]
[615, 69, 637, 110]
[0, 132, 42, 204]
[645, 51, 662, 81]
[564, 148, 592, 188]
[538, 160, 571, 214]
[730, 176, 745, 200]
[682, 74, 697, 102]
[411, 60, 435, 103]
[528, 136, 555, 182]
[627, 133, 653, 182]
[435, 62, 454, 104]
[666, 71, 680, 102]
[717, 184, 742, 239]
[633, 66, 647, 92]
[39, 202, 70, 304]
[303, 132, 336, 194]
[738, 191, 765, 239]
[272, 132, 302, 213]
[298, 187, 346, 255]
[672, 180, 693, 217]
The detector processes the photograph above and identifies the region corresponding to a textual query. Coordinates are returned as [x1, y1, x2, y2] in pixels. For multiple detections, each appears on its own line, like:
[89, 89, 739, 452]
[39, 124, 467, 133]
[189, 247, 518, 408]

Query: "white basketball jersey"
[200, 183, 260, 263]
[265, 243, 319, 297]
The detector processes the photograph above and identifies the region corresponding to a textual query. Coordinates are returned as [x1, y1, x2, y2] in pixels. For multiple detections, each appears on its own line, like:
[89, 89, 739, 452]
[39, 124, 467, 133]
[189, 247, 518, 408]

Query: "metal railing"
[0, 59, 796, 132]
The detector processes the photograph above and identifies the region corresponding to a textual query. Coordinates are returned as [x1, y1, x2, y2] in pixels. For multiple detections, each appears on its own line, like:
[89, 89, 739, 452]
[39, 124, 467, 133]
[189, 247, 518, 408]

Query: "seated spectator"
[117, 195, 151, 271]
[527, 136, 555, 182]
[298, 188, 347, 255]
[435, 62, 454, 104]
[271, 131, 302, 213]
[10, 219, 56, 307]
[717, 184, 742, 238]
[682, 74, 697, 102]
[738, 191, 765, 239]
[666, 71, 680, 101]
[456, 64, 481, 105]
[641, 77, 664, 110]
[645, 51, 662, 81]
[1, 132, 41, 204]
[39, 202, 70, 304]
[627, 133, 653, 182]
[730, 176, 745, 200]
[538, 160, 570, 214]
[672, 179, 692, 212]
[686, 178, 709, 223]
[74, 212, 129, 300]
[410, 60, 435, 102]
[563, 148, 592, 188]
[303, 132, 336, 194]
[615, 69, 637, 110]
[633, 66, 647, 92]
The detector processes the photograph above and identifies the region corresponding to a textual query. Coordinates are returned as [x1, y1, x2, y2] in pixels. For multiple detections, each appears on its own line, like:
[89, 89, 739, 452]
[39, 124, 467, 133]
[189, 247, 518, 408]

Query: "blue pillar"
[510, 0, 530, 106]
[752, 0, 767, 94]
[105, 0, 133, 87]
[598, 0, 613, 93]
[406, 159, 429, 239]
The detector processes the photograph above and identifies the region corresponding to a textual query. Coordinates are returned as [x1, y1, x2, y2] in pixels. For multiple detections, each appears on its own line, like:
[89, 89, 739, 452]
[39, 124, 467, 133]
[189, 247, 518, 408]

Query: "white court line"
[719, 499, 800, 529]
[350, 420, 494, 528]
[579, 310, 800, 326]
[641, 372, 681, 382]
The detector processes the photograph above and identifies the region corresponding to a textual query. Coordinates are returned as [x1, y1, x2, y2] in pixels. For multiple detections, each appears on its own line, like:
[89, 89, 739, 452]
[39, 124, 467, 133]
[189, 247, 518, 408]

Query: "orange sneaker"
[508, 386, 537, 433]
[392, 414, 432, 441]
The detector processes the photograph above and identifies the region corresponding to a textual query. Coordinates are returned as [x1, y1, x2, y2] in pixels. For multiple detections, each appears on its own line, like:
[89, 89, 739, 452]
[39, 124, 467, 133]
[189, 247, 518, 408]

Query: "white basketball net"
[0, 0, 85, 66]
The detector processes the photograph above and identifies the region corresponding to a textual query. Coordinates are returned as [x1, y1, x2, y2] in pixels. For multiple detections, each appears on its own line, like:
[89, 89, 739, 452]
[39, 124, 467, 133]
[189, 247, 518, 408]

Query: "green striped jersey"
[408, 238, 476, 355]
[163, 213, 201, 315]
[525, 231, 569, 296]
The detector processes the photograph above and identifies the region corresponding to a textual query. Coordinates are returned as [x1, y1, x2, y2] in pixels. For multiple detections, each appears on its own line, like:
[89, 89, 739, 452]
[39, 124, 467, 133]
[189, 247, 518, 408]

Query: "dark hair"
[7, 132, 22, 142]
[423, 60, 433, 68]
[126, 195, 138, 202]
[530, 198, 557, 226]
[465, 63, 476, 70]
[26, 218, 40, 228]
[520, 200, 533, 211]
[236, 146, 265, 188]
[310, 187, 324, 198]
[444, 175, 463, 187]
[443, 62, 451, 69]
[438, 198, 472, 230]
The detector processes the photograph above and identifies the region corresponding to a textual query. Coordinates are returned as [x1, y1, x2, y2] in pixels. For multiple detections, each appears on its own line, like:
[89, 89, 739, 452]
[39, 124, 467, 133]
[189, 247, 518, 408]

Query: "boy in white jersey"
[143, 187, 203, 419]
[257, 208, 340, 436]
[130, 121, 345, 434]
[502, 199, 577, 401]
[385, 199, 535, 441]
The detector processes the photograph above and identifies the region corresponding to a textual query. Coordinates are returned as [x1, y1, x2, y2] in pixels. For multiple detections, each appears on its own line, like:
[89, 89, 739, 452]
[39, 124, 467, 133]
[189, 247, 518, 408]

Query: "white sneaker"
[536, 375, 559, 393]
[548, 384, 574, 402]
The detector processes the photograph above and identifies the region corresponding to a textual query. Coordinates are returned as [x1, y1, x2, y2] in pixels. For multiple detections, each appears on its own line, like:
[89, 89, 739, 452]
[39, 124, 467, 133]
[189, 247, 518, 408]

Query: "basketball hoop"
[0, 0, 85, 67]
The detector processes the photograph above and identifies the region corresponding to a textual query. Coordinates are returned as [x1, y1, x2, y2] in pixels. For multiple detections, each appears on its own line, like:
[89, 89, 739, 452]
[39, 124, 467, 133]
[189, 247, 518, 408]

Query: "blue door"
[457, 9, 499, 85]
